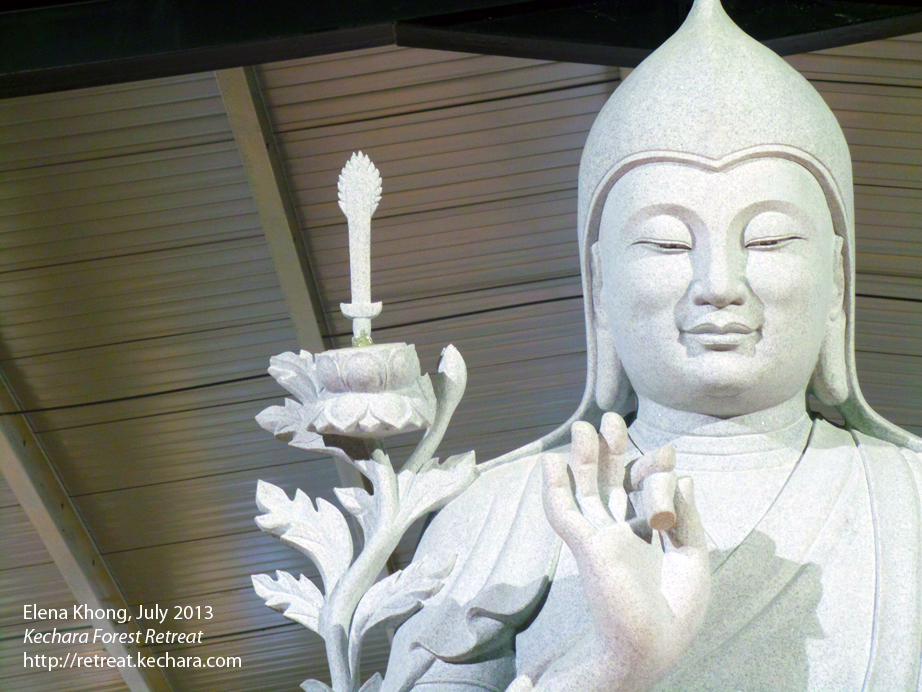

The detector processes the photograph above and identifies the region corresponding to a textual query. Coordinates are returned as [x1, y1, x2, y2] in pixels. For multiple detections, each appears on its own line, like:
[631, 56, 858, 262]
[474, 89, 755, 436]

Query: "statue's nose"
[689, 243, 749, 308]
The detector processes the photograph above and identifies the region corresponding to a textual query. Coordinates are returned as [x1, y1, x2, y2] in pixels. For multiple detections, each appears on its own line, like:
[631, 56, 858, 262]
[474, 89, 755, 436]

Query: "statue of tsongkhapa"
[379, 0, 922, 690]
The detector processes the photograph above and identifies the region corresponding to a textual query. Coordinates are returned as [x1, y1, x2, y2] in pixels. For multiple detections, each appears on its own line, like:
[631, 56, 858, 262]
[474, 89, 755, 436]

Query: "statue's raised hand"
[519, 414, 710, 692]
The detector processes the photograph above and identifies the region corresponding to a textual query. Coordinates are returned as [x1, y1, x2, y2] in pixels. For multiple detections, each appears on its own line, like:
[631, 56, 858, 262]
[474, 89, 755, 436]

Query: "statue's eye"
[641, 240, 692, 251]
[747, 237, 788, 248]
[630, 214, 692, 252]
[744, 211, 806, 249]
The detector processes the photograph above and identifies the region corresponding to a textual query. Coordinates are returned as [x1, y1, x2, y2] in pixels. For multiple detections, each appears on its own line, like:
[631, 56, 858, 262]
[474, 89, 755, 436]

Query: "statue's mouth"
[681, 322, 761, 351]
[686, 322, 755, 335]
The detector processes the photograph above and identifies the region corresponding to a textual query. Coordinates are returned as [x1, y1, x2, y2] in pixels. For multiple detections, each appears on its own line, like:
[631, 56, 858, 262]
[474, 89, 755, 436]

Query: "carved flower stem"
[324, 521, 409, 691]
[403, 348, 466, 475]
[401, 407, 451, 476]
[321, 453, 406, 692]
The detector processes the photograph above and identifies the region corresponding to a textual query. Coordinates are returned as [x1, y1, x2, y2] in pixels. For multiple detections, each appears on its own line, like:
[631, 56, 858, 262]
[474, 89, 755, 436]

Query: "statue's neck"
[629, 393, 813, 465]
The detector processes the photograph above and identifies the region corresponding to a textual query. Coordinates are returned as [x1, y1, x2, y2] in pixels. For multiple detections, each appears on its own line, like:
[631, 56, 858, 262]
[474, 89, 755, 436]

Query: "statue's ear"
[831, 235, 846, 321]
[590, 243, 631, 412]
[810, 235, 848, 406]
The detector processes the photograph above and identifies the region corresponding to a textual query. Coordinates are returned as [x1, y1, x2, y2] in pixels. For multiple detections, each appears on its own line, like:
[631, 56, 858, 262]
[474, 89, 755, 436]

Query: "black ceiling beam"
[398, 1, 922, 68]
[400, 0, 922, 63]
[0, 0, 538, 97]
[2, 0, 921, 99]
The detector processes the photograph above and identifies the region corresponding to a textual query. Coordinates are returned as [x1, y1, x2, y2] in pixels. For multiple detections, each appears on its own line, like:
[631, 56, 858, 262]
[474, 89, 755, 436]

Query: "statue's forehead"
[608, 157, 821, 195]
[600, 158, 829, 222]
[581, 147, 850, 259]
[597, 158, 834, 246]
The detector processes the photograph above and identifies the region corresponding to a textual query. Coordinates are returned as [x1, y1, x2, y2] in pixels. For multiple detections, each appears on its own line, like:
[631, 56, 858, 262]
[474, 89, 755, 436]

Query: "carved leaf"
[338, 152, 382, 219]
[300, 680, 333, 692]
[287, 429, 329, 453]
[397, 451, 477, 526]
[348, 552, 456, 674]
[358, 673, 383, 692]
[257, 402, 358, 470]
[256, 398, 325, 450]
[255, 481, 354, 593]
[353, 451, 397, 505]
[268, 350, 321, 404]
[402, 346, 467, 475]
[252, 570, 324, 633]
[334, 485, 377, 538]
[438, 344, 467, 391]
[428, 344, 467, 438]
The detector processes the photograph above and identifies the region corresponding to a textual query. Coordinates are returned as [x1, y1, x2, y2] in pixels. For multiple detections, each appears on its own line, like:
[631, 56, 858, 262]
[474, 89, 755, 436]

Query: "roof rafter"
[0, 374, 174, 692]
[216, 66, 369, 495]
[216, 66, 327, 355]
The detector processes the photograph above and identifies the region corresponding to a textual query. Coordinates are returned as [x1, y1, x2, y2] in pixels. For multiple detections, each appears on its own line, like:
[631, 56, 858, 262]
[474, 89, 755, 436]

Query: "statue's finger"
[541, 452, 596, 546]
[600, 412, 628, 455]
[629, 445, 676, 491]
[598, 435, 628, 520]
[598, 413, 627, 509]
[664, 476, 707, 552]
[661, 477, 710, 634]
[643, 471, 678, 531]
[627, 515, 653, 543]
[505, 675, 534, 692]
[570, 421, 611, 528]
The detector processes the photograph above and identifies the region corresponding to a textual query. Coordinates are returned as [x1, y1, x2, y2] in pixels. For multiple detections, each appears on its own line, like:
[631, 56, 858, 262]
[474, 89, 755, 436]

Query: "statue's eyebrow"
[618, 204, 700, 239]
[733, 200, 820, 238]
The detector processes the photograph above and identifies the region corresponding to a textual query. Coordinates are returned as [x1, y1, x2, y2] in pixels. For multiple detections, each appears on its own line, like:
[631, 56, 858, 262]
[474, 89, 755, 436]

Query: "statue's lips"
[681, 322, 760, 350]
[686, 322, 755, 335]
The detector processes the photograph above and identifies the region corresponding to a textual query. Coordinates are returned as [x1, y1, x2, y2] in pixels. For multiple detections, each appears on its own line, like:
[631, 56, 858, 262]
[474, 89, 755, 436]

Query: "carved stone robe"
[381, 419, 922, 692]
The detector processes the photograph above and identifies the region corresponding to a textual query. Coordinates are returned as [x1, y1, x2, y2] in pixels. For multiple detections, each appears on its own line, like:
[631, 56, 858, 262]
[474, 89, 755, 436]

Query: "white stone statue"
[376, 0, 922, 690]
[253, 1, 922, 690]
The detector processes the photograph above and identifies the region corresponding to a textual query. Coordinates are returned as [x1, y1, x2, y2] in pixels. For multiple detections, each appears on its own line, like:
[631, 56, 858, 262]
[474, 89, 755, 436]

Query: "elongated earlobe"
[591, 243, 633, 412]
[810, 236, 848, 406]
[810, 311, 848, 405]
[595, 317, 621, 411]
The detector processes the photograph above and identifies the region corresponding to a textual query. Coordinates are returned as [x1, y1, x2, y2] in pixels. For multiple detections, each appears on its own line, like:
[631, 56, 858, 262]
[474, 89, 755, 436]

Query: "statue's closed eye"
[630, 214, 693, 252]
[744, 210, 807, 249]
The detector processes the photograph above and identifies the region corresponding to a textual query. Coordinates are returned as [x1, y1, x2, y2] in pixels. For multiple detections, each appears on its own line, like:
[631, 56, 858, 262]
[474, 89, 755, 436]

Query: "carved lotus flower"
[315, 344, 421, 393]
[257, 343, 436, 440]
[309, 380, 435, 438]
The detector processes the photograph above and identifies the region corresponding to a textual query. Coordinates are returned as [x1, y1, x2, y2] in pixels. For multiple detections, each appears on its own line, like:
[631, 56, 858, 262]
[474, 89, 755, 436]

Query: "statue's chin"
[643, 387, 808, 420]
[688, 396, 787, 419]
[633, 371, 811, 420]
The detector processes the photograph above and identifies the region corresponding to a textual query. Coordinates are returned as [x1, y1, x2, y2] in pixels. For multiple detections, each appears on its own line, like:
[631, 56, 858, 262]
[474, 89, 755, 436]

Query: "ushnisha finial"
[686, 0, 726, 22]
[338, 152, 383, 347]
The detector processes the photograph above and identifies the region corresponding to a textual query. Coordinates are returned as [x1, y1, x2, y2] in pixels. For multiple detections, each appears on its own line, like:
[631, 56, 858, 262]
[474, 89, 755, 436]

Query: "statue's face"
[597, 158, 843, 417]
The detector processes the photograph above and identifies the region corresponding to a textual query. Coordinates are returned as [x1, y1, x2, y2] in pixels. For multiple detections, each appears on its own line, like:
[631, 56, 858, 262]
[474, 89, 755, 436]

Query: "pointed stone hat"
[577, 0, 853, 246]
[570, 0, 919, 451]
[487, 0, 919, 467]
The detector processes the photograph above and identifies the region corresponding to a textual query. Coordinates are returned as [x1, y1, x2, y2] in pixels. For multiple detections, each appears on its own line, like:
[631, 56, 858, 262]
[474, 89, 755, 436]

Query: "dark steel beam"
[2, 0, 921, 98]
[398, 3, 922, 67]
[765, 11, 922, 56]
[0, 22, 398, 98]
[400, 0, 922, 65]
[0, 0, 535, 97]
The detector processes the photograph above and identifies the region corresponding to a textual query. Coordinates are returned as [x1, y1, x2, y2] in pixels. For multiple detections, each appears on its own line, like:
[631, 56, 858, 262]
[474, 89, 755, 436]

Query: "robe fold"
[382, 420, 922, 692]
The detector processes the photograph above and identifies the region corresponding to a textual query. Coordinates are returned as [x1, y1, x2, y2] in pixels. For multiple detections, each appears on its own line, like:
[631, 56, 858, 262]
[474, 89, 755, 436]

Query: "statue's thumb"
[665, 476, 706, 551]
